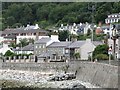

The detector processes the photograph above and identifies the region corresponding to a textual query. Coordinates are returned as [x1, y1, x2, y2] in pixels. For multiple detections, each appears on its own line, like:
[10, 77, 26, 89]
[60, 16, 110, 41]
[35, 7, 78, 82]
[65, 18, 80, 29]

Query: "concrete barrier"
[73, 62, 118, 88]
[2, 61, 118, 88]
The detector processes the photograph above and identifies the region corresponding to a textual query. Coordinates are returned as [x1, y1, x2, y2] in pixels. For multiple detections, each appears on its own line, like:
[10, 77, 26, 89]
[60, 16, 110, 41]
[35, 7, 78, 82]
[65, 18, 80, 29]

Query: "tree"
[93, 44, 109, 60]
[74, 52, 80, 60]
[20, 5, 33, 25]
[2, 2, 120, 29]
[58, 30, 69, 41]
[6, 16, 15, 26]
[28, 38, 34, 44]
[17, 38, 29, 47]
[4, 50, 14, 56]
[9, 42, 16, 48]
[94, 54, 108, 60]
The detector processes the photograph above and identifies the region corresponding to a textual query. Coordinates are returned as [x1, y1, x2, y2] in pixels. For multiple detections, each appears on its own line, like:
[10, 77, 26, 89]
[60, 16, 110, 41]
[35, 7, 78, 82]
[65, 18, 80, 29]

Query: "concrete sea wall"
[1, 61, 118, 88]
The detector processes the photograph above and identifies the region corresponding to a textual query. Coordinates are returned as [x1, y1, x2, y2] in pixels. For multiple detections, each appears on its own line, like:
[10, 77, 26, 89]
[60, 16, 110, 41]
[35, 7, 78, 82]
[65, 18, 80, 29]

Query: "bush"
[4, 50, 15, 56]
[95, 54, 108, 60]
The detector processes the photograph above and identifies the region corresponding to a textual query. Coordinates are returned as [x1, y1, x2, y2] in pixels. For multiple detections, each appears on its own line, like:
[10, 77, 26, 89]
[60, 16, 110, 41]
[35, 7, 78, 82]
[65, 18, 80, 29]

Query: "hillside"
[1, 2, 120, 30]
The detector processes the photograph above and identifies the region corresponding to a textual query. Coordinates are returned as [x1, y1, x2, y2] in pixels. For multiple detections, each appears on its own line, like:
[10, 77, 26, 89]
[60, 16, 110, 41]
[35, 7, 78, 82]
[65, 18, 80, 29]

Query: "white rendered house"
[105, 13, 120, 24]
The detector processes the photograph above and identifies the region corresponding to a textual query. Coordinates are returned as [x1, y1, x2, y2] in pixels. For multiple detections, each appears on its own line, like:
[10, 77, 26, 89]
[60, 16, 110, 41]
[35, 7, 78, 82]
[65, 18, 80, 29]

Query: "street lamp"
[111, 25, 118, 61]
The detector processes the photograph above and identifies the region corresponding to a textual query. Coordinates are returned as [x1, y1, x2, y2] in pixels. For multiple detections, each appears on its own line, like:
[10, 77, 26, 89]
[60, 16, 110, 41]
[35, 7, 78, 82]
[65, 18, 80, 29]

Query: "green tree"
[74, 52, 80, 60]
[9, 42, 16, 48]
[18, 38, 29, 47]
[2, 2, 120, 29]
[93, 44, 109, 60]
[95, 54, 108, 60]
[4, 50, 14, 56]
[20, 5, 33, 25]
[58, 30, 69, 41]
[6, 16, 15, 26]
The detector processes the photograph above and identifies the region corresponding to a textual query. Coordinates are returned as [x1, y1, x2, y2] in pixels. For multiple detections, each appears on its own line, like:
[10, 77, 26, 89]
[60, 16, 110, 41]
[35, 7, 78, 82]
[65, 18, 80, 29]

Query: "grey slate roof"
[106, 17, 120, 19]
[1, 29, 48, 35]
[22, 44, 34, 51]
[15, 43, 34, 51]
[4, 35, 16, 39]
[93, 41, 104, 46]
[35, 38, 51, 44]
[67, 41, 85, 48]
[38, 52, 51, 58]
[47, 42, 71, 48]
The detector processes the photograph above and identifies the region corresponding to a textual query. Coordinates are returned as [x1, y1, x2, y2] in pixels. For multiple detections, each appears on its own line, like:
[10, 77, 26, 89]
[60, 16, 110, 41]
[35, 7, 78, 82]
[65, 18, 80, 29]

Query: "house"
[58, 22, 92, 35]
[102, 24, 120, 37]
[66, 40, 85, 59]
[108, 39, 119, 60]
[47, 42, 71, 61]
[66, 39, 103, 60]
[34, 36, 104, 61]
[1, 28, 48, 44]
[34, 35, 60, 56]
[24, 24, 40, 30]
[0, 36, 4, 43]
[14, 43, 34, 55]
[118, 36, 120, 60]
[0, 43, 13, 55]
[95, 27, 103, 35]
[105, 13, 120, 24]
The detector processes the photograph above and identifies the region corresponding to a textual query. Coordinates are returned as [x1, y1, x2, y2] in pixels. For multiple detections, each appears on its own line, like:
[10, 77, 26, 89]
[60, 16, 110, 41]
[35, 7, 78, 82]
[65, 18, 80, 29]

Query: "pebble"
[0, 69, 100, 88]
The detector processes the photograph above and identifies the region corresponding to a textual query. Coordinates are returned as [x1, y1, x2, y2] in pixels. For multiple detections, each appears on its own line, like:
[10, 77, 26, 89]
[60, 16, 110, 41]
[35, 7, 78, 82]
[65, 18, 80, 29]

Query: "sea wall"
[1, 61, 118, 88]
[70, 61, 118, 88]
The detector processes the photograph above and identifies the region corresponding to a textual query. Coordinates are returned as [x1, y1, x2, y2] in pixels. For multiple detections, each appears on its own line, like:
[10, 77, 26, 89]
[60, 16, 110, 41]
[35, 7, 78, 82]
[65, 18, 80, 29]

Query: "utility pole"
[88, 3, 96, 62]
[88, 3, 96, 42]
[117, 25, 120, 60]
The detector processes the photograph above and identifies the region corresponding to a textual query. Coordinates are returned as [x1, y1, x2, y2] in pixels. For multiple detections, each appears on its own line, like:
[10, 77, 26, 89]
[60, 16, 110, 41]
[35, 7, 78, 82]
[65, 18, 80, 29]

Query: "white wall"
[80, 39, 96, 60]
[0, 37, 4, 43]
[16, 36, 36, 44]
[15, 51, 33, 55]
[0, 44, 13, 55]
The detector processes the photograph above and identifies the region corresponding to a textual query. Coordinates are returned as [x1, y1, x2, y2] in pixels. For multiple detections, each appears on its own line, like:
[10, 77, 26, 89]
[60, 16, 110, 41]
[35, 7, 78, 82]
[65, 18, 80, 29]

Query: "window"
[36, 46, 37, 48]
[39, 45, 41, 48]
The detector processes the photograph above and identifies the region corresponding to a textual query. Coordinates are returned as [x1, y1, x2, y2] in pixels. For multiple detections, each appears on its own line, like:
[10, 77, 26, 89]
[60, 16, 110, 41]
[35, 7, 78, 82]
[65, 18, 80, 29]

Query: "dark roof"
[22, 44, 34, 51]
[101, 26, 110, 30]
[47, 42, 71, 48]
[116, 24, 120, 30]
[93, 41, 104, 46]
[105, 17, 120, 19]
[1, 29, 48, 35]
[15, 43, 34, 51]
[38, 52, 51, 58]
[67, 41, 85, 48]
[4, 35, 16, 39]
[35, 38, 51, 44]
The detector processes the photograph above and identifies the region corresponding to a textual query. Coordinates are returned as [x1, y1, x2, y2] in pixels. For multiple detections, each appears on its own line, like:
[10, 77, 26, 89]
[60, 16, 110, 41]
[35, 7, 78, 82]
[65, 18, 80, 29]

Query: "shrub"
[95, 54, 108, 60]
[4, 50, 15, 56]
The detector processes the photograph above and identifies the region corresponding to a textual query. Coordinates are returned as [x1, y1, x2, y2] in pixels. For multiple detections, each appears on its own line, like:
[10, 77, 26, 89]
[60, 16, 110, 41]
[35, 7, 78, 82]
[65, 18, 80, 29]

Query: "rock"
[48, 73, 76, 81]
[72, 84, 86, 89]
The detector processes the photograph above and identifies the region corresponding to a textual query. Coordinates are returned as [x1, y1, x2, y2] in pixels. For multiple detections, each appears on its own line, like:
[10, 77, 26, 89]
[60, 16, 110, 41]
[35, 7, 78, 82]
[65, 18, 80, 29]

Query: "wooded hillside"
[1, 2, 120, 30]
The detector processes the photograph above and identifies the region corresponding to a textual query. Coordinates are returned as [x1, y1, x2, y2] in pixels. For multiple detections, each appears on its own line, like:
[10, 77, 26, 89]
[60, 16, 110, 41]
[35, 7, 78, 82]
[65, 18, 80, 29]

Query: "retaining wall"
[1, 61, 118, 88]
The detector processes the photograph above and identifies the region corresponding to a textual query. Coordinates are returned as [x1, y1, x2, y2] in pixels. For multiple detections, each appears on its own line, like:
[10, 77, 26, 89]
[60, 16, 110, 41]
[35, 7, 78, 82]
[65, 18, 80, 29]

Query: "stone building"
[47, 42, 71, 61]
[34, 35, 60, 56]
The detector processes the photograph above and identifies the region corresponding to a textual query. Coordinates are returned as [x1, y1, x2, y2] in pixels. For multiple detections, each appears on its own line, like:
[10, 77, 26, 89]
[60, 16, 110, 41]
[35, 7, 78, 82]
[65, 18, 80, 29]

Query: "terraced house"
[34, 35, 103, 62]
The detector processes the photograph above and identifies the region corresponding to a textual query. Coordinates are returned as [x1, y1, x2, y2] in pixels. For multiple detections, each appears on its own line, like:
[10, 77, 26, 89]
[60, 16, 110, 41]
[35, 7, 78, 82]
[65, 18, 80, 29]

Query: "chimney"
[51, 35, 59, 42]
[35, 24, 39, 28]
[61, 24, 63, 27]
[27, 24, 30, 27]
[86, 39, 91, 43]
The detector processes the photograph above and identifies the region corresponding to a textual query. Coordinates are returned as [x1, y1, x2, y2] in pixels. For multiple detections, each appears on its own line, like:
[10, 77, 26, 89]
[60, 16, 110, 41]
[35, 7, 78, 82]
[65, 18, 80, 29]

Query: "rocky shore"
[0, 69, 100, 89]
